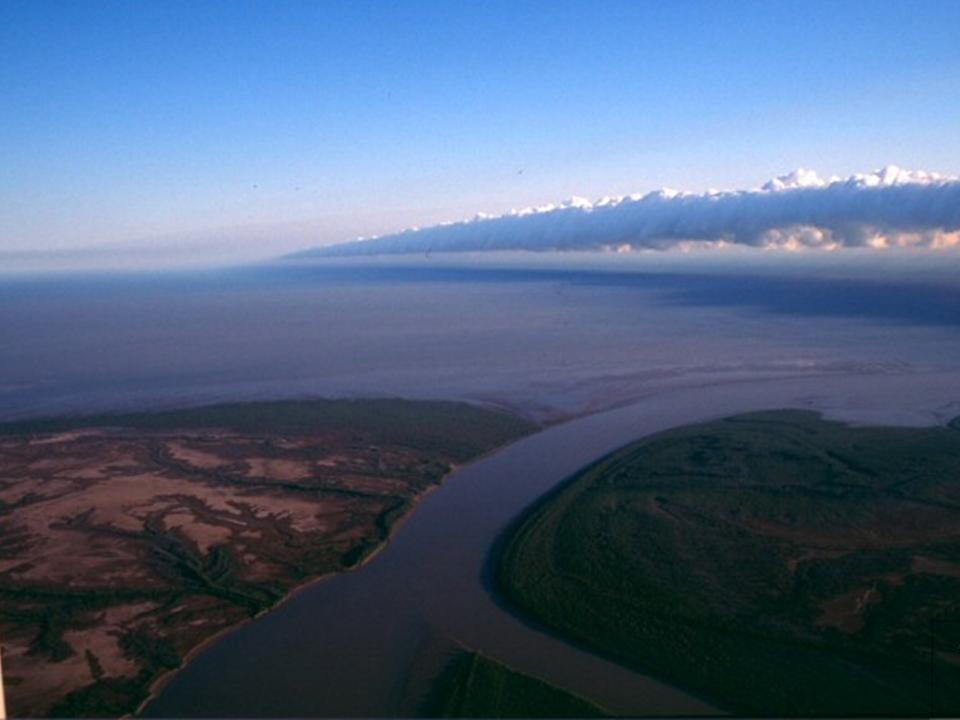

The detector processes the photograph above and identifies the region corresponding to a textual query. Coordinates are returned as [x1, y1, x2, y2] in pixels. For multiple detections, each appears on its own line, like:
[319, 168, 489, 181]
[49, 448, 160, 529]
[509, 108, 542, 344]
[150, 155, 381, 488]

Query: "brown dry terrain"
[0, 399, 535, 718]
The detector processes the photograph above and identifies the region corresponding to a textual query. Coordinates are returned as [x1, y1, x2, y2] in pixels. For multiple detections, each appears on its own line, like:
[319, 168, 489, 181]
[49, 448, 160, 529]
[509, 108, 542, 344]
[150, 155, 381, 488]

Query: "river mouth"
[140, 369, 960, 718]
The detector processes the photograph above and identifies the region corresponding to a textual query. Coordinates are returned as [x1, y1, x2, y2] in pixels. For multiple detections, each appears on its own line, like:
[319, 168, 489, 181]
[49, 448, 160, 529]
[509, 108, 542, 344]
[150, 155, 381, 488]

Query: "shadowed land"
[426, 649, 608, 718]
[0, 399, 536, 718]
[498, 410, 960, 716]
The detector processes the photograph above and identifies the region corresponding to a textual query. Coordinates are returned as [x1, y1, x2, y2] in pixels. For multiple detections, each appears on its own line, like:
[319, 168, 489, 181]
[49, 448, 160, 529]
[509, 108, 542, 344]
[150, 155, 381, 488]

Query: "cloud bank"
[304, 167, 960, 257]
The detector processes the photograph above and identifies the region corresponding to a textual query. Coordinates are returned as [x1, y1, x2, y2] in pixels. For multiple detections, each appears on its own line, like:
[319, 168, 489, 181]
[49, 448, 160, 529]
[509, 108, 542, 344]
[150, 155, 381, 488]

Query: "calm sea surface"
[1, 260, 958, 422]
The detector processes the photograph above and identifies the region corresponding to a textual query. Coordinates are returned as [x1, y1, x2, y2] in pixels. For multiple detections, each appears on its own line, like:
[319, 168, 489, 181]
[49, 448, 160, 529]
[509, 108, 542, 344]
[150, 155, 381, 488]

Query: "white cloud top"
[306, 167, 960, 256]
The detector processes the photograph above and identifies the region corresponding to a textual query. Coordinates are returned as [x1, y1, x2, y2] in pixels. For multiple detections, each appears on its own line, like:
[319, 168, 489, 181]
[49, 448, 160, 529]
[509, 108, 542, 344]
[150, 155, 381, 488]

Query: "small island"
[0, 398, 536, 718]
[498, 410, 960, 716]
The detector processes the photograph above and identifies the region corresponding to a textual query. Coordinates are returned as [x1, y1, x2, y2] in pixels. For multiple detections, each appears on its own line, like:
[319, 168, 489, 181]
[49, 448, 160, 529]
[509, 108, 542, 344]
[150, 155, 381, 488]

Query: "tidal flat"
[0, 398, 534, 717]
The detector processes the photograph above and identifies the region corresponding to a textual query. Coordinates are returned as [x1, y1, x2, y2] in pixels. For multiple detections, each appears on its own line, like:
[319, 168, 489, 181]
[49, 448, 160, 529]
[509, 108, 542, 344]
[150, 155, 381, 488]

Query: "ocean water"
[1, 258, 958, 422]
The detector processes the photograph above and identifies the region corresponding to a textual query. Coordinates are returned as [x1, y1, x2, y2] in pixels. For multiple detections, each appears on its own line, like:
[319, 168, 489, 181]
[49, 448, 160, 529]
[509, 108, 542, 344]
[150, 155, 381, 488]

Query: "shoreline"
[128, 369, 960, 718]
[135, 491, 430, 717]
[128, 368, 960, 717]
[0, 398, 540, 718]
[133, 433, 536, 718]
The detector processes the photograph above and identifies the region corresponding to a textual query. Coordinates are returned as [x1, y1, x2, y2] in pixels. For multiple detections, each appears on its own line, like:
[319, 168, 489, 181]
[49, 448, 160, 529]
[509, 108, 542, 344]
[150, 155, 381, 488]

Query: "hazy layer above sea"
[1, 251, 958, 423]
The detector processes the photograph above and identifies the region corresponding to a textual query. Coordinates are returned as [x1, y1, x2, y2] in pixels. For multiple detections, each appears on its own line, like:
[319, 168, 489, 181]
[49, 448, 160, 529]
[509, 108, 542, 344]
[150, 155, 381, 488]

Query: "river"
[142, 368, 960, 717]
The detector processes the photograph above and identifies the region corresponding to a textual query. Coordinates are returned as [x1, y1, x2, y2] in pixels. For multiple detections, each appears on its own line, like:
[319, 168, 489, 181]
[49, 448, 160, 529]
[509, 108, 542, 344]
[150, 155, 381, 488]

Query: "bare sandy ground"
[0, 426, 457, 717]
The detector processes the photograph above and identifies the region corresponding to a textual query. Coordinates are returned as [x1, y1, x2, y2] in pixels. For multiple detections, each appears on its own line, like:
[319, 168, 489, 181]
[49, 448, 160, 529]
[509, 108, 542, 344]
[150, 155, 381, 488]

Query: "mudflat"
[0, 398, 535, 718]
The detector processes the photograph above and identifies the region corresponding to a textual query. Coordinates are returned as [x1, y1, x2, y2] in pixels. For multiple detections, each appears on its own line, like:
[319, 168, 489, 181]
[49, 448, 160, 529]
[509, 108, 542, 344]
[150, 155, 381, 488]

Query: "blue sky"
[2, 0, 959, 266]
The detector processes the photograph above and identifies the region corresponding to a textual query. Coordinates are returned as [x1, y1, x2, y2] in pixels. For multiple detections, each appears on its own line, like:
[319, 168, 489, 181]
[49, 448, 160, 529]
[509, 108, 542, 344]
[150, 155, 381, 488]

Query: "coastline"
[133, 475, 447, 717]
[129, 369, 960, 718]
[0, 396, 540, 719]
[133, 431, 535, 718]
[128, 369, 960, 718]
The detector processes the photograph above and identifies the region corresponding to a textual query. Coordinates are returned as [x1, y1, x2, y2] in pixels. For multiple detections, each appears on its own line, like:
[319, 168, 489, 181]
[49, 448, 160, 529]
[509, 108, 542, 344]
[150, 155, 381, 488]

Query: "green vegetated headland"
[498, 410, 960, 716]
[0, 397, 535, 461]
[428, 651, 608, 718]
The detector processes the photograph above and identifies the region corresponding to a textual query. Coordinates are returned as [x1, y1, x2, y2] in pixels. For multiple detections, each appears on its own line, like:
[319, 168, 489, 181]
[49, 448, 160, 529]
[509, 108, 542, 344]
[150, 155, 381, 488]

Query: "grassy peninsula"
[498, 410, 960, 716]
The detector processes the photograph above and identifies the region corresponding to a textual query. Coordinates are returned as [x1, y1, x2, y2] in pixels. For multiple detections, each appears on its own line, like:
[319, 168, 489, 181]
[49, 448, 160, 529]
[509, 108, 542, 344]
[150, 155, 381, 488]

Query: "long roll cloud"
[304, 167, 960, 257]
